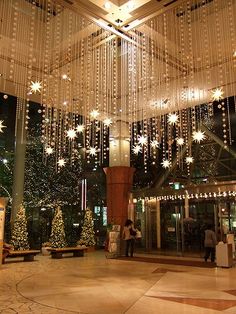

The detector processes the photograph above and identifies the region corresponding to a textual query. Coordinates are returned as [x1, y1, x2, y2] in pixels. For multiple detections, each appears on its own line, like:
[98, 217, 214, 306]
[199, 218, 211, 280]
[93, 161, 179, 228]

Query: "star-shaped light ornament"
[76, 124, 85, 133]
[167, 113, 179, 125]
[176, 137, 184, 146]
[161, 159, 171, 169]
[192, 130, 206, 143]
[186, 156, 194, 164]
[88, 147, 97, 156]
[90, 110, 100, 119]
[211, 88, 223, 101]
[138, 135, 148, 146]
[66, 129, 77, 140]
[45, 147, 53, 155]
[151, 140, 160, 148]
[30, 81, 42, 94]
[0, 120, 6, 133]
[132, 145, 142, 155]
[57, 158, 66, 167]
[103, 118, 112, 127]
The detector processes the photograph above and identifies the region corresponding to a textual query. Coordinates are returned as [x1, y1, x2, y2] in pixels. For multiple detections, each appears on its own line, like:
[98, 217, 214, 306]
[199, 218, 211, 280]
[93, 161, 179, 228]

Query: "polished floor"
[1, 251, 236, 313]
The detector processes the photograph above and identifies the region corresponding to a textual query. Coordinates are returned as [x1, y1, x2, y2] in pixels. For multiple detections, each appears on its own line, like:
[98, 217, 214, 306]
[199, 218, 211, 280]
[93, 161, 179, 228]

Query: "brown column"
[104, 166, 135, 226]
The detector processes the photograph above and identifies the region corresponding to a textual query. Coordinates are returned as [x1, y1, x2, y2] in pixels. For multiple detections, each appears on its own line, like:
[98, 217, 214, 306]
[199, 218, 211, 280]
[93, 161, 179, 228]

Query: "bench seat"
[47, 247, 87, 259]
[7, 250, 40, 261]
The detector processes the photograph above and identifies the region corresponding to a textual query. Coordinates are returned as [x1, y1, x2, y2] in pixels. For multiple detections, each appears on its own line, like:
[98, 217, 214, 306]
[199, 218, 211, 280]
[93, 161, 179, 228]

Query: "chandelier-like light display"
[0, 0, 235, 173]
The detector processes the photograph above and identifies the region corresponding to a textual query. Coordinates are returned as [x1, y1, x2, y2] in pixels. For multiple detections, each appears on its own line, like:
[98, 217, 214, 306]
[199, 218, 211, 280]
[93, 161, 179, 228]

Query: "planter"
[41, 247, 51, 256]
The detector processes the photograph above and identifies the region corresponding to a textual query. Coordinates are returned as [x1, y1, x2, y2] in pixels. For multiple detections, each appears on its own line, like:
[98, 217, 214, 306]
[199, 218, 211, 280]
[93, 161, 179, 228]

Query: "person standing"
[122, 219, 136, 257]
[204, 224, 217, 262]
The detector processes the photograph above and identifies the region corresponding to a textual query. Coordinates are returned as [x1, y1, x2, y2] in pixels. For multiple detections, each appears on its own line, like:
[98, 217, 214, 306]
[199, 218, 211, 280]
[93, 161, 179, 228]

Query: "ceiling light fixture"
[127, 1, 135, 10]
[104, 2, 111, 9]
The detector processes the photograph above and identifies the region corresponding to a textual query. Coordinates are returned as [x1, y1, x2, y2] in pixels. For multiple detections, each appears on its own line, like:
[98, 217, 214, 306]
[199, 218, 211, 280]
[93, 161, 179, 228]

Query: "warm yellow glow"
[161, 159, 171, 168]
[176, 137, 184, 145]
[132, 145, 142, 154]
[30, 81, 42, 94]
[103, 118, 112, 127]
[76, 124, 85, 133]
[0, 120, 6, 133]
[66, 129, 77, 139]
[90, 110, 100, 119]
[186, 156, 194, 164]
[46, 147, 53, 155]
[167, 113, 179, 125]
[211, 88, 223, 101]
[192, 130, 206, 143]
[57, 159, 66, 167]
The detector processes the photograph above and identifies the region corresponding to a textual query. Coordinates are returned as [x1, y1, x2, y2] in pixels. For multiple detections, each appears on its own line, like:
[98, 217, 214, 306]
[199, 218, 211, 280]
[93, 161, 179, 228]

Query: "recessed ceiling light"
[127, 1, 135, 10]
[104, 2, 111, 9]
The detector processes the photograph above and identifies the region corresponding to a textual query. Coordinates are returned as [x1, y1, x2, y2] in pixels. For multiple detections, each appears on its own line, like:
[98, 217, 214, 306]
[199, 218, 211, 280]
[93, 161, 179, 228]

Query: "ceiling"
[0, 0, 235, 121]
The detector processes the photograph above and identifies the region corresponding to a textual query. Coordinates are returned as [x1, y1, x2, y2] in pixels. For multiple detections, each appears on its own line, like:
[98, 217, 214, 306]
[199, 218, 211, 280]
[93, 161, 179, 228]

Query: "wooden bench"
[47, 247, 87, 259]
[7, 250, 40, 262]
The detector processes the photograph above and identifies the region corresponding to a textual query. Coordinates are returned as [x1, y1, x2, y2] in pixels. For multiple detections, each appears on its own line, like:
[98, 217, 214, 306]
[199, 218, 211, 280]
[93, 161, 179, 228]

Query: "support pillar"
[104, 166, 135, 226]
[156, 199, 161, 249]
[184, 195, 189, 218]
[11, 102, 27, 222]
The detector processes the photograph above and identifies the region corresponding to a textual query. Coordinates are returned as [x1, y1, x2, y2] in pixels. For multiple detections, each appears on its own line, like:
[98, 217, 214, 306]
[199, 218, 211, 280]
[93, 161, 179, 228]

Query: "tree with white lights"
[77, 208, 95, 247]
[50, 206, 66, 248]
[10, 205, 30, 250]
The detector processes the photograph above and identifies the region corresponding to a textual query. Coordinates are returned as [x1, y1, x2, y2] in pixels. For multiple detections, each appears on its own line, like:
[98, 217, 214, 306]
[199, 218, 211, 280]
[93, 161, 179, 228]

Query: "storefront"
[132, 181, 236, 257]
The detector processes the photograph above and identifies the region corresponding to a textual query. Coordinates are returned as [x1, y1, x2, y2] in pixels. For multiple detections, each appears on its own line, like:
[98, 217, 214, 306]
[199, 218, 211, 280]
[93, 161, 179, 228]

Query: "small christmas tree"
[11, 205, 30, 250]
[50, 206, 66, 248]
[78, 208, 96, 247]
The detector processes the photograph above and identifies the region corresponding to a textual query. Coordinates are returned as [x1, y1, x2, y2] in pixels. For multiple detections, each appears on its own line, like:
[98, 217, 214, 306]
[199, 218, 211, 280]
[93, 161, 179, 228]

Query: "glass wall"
[136, 197, 236, 257]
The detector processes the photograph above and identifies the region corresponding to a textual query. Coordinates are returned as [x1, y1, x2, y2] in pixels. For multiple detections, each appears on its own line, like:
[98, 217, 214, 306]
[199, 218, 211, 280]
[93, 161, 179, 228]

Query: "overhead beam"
[201, 124, 236, 159]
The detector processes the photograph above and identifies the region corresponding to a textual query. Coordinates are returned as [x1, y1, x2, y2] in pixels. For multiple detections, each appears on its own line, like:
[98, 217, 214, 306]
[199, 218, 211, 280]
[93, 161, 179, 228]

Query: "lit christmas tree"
[10, 205, 30, 250]
[78, 208, 96, 247]
[50, 206, 66, 248]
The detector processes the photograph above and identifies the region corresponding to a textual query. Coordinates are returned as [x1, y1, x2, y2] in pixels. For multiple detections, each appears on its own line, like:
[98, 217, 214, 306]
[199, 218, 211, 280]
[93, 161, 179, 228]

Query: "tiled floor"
[0, 251, 236, 313]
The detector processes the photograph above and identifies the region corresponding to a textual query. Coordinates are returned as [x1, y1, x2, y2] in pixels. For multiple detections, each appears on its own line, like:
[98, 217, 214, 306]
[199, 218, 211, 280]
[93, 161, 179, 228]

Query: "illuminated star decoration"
[167, 113, 179, 125]
[132, 145, 142, 155]
[103, 118, 112, 127]
[186, 156, 194, 164]
[192, 130, 206, 143]
[176, 137, 184, 145]
[151, 140, 159, 148]
[90, 109, 100, 119]
[88, 147, 96, 156]
[57, 158, 66, 167]
[211, 88, 223, 101]
[66, 129, 77, 140]
[161, 159, 171, 168]
[76, 124, 85, 133]
[45, 147, 53, 155]
[0, 120, 6, 133]
[30, 81, 42, 94]
[138, 135, 148, 146]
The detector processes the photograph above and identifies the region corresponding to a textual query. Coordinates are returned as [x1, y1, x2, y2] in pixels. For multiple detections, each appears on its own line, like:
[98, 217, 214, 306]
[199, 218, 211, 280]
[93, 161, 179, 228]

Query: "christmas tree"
[10, 205, 30, 250]
[78, 208, 95, 247]
[50, 207, 66, 248]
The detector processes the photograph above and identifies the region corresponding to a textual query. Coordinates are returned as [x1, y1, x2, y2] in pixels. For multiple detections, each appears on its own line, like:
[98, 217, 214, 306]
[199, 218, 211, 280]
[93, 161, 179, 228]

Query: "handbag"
[130, 228, 137, 236]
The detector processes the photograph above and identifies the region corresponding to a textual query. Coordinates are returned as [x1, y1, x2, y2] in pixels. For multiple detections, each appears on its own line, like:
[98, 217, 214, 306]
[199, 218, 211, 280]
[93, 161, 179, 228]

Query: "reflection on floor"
[0, 251, 236, 313]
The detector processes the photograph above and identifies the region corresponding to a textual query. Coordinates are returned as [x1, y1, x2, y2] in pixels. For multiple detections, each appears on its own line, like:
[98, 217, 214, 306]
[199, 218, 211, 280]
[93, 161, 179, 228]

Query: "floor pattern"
[1, 251, 236, 313]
